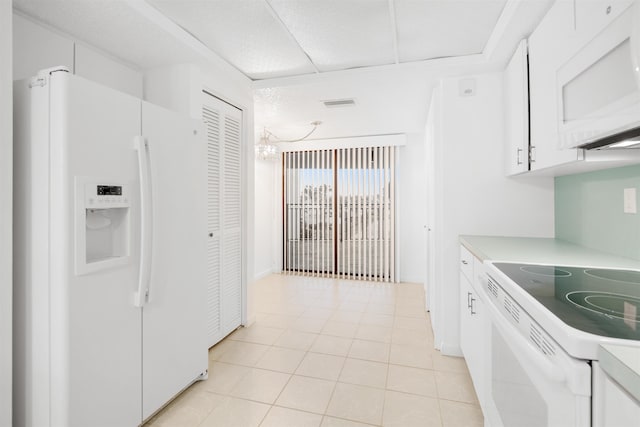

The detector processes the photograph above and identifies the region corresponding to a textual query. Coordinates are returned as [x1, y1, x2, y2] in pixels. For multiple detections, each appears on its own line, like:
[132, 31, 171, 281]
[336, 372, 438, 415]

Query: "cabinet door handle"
[530, 146, 536, 163]
[516, 148, 523, 165]
[461, 260, 468, 265]
[467, 292, 473, 309]
[470, 297, 476, 315]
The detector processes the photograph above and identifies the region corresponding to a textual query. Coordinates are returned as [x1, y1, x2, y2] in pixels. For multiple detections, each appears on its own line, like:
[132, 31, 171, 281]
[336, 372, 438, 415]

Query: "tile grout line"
[319, 323, 357, 420]
[256, 338, 303, 427]
[158, 276, 469, 426]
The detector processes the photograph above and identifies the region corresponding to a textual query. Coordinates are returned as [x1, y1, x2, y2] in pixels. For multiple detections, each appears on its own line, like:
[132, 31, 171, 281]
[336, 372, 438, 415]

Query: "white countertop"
[459, 235, 640, 270]
[460, 235, 640, 399]
[599, 344, 640, 401]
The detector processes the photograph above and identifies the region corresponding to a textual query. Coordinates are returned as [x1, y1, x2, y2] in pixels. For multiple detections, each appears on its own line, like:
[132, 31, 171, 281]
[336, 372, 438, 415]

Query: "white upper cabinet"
[575, 0, 634, 45]
[528, 0, 584, 171]
[504, 40, 530, 176]
[557, 0, 639, 149]
[13, 13, 74, 80]
[13, 13, 142, 97]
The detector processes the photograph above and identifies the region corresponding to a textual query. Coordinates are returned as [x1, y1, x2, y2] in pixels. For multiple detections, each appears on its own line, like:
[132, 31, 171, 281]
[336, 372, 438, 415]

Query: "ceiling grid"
[262, 0, 320, 74]
[14, 0, 510, 81]
[388, 0, 400, 65]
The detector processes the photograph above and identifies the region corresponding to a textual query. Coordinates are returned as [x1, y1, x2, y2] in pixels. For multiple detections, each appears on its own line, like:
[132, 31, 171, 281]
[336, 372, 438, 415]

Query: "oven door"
[482, 285, 591, 427]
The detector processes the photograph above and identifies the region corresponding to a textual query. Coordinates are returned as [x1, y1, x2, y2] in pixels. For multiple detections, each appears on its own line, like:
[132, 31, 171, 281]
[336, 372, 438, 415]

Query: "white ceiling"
[14, 0, 510, 81]
[252, 0, 555, 141]
[150, 0, 508, 79]
[253, 58, 498, 141]
[13, 0, 553, 140]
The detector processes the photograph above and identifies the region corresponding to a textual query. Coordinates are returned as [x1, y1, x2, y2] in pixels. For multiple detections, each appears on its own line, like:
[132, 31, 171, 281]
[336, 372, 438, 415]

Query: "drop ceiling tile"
[149, 0, 317, 79]
[394, 0, 507, 62]
[13, 0, 201, 69]
[268, 0, 396, 72]
[253, 68, 430, 141]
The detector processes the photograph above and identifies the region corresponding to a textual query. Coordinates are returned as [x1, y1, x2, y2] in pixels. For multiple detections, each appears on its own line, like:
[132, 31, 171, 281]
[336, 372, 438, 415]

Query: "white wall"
[1, 3, 12, 425]
[13, 12, 142, 97]
[254, 159, 278, 278]
[429, 72, 555, 355]
[397, 133, 427, 283]
[74, 43, 143, 98]
[144, 64, 200, 118]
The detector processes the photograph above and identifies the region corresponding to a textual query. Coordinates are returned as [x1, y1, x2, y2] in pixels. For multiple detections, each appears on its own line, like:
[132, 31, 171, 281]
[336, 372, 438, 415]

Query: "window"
[283, 146, 396, 281]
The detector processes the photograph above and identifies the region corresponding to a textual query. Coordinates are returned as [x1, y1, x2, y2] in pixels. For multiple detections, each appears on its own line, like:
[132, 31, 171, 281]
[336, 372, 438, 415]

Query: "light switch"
[624, 188, 637, 214]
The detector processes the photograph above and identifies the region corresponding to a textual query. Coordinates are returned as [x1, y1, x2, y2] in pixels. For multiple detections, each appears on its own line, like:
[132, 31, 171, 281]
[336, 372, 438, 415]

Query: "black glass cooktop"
[493, 263, 640, 340]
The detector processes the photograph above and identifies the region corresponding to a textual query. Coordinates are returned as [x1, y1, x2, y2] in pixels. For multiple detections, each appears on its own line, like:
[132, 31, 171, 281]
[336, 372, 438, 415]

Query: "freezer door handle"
[134, 136, 153, 307]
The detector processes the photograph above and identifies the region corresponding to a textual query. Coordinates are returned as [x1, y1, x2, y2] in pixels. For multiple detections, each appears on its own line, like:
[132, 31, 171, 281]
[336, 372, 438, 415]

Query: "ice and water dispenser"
[75, 178, 131, 274]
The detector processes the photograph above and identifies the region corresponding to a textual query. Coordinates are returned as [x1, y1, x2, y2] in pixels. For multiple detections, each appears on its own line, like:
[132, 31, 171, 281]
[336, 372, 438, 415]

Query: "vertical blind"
[283, 146, 396, 282]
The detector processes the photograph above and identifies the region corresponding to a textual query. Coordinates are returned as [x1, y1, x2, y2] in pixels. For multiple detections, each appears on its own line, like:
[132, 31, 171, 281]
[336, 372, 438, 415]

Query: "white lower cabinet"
[593, 361, 640, 426]
[459, 246, 488, 412]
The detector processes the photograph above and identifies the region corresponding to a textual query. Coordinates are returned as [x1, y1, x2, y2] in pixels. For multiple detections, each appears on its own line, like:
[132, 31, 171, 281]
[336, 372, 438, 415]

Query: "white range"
[483, 259, 640, 427]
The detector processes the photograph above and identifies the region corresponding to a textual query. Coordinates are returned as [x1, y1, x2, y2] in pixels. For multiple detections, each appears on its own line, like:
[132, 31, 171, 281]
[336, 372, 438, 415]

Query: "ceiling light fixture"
[255, 129, 279, 161]
[255, 121, 322, 161]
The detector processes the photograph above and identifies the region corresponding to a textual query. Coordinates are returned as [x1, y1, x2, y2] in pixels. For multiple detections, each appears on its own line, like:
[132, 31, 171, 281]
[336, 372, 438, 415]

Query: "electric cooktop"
[492, 263, 640, 341]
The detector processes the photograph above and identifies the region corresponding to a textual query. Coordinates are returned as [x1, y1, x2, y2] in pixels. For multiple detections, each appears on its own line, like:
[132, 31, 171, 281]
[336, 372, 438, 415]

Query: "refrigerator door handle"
[134, 136, 153, 307]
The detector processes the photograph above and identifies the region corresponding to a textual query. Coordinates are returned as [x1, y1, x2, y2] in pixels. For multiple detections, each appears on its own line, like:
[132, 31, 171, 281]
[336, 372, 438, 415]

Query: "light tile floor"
[146, 274, 483, 427]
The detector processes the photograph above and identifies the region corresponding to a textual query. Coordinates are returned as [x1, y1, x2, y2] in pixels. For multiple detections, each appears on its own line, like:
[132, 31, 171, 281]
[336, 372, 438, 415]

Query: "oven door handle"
[484, 294, 566, 384]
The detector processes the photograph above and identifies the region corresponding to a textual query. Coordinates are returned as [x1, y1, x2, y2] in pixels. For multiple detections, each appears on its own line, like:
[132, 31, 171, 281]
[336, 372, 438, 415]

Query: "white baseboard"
[244, 315, 256, 327]
[440, 342, 464, 357]
[253, 268, 273, 281]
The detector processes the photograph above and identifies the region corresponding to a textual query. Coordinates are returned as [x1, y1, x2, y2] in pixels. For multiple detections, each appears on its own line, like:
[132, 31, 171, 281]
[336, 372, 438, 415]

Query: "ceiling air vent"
[322, 98, 356, 108]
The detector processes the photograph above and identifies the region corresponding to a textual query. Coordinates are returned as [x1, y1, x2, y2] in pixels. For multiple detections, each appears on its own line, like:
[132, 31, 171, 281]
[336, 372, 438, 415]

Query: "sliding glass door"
[283, 150, 334, 275]
[283, 146, 395, 281]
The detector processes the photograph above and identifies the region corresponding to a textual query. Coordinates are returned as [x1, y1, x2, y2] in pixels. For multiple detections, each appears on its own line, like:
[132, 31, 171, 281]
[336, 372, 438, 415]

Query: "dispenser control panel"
[97, 185, 122, 196]
[75, 177, 131, 275]
[86, 184, 129, 208]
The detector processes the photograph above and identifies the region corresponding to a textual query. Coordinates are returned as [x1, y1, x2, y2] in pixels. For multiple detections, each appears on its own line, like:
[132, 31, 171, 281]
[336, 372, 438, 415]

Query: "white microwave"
[557, 1, 640, 149]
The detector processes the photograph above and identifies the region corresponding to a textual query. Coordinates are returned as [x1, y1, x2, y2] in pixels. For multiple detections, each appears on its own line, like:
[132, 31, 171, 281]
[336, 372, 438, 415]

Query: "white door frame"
[1, 3, 12, 425]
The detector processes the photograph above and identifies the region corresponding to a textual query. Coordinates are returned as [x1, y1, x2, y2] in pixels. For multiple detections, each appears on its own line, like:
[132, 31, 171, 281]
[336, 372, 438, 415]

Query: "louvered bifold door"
[283, 146, 395, 282]
[203, 104, 221, 347]
[203, 92, 243, 348]
[221, 113, 242, 331]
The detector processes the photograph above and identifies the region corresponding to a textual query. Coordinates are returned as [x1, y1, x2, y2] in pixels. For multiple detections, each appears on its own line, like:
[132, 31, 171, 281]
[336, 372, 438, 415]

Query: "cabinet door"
[460, 246, 474, 282]
[529, 0, 584, 170]
[504, 40, 530, 176]
[13, 14, 74, 80]
[459, 258, 486, 410]
[459, 272, 473, 358]
[575, 0, 634, 47]
[593, 361, 640, 426]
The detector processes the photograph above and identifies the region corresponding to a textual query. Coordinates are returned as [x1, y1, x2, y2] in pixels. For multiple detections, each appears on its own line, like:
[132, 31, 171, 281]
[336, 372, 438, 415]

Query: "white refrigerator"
[13, 68, 208, 427]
